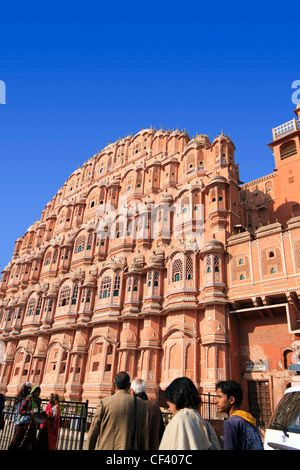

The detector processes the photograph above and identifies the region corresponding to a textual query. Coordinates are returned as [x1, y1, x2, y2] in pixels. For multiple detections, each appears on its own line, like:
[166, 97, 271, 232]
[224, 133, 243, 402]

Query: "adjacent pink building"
[1, 107, 300, 424]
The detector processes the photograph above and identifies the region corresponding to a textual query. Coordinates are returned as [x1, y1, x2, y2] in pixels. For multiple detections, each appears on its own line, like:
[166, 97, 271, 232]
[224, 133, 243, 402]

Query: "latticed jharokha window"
[186, 257, 193, 280]
[26, 298, 36, 316]
[294, 240, 300, 270]
[44, 253, 51, 265]
[172, 259, 183, 282]
[44, 298, 54, 314]
[52, 249, 58, 264]
[81, 288, 91, 303]
[86, 233, 93, 250]
[206, 256, 211, 273]
[127, 219, 133, 237]
[99, 276, 111, 299]
[231, 255, 251, 282]
[58, 285, 71, 307]
[113, 274, 121, 296]
[147, 271, 160, 288]
[261, 248, 283, 276]
[75, 235, 86, 253]
[147, 271, 152, 287]
[133, 277, 139, 291]
[36, 297, 42, 315]
[116, 221, 124, 239]
[71, 283, 79, 304]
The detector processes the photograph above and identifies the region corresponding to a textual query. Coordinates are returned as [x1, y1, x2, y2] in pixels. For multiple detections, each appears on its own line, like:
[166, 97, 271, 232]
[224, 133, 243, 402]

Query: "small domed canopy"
[202, 235, 224, 254]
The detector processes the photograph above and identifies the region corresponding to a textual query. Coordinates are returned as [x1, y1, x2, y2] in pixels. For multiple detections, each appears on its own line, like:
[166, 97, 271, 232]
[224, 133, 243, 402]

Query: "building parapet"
[240, 172, 276, 190]
[272, 118, 300, 140]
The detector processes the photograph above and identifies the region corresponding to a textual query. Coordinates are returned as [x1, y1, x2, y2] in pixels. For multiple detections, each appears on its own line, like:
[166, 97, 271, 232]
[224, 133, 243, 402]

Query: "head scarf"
[53, 394, 60, 421]
[29, 386, 41, 428]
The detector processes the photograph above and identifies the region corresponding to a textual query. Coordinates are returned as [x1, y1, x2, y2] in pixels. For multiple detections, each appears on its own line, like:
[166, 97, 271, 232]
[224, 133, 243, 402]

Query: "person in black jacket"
[131, 377, 165, 450]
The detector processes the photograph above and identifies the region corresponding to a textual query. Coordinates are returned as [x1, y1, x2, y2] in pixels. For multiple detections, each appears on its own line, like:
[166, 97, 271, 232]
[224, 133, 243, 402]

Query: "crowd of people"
[85, 372, 263, 451]
[6, 383, 61, 451]
[1, 373, 264, 451]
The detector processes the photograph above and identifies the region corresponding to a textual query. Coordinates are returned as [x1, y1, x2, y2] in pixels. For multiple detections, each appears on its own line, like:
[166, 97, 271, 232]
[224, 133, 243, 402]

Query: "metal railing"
[0, 397, 89, 450]
[200, 392, 220, 420]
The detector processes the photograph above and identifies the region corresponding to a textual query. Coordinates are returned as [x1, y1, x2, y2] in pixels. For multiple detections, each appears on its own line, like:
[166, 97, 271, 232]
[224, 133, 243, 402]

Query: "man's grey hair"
[131, 377, 146, 394]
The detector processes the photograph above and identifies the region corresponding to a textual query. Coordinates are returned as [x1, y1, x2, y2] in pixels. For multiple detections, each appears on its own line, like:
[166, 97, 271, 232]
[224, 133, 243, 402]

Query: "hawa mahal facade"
[1, 106, 300, 419]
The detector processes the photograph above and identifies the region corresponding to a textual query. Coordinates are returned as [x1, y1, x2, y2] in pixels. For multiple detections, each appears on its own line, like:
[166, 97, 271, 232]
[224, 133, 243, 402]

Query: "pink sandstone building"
[1, 106, 300, 424]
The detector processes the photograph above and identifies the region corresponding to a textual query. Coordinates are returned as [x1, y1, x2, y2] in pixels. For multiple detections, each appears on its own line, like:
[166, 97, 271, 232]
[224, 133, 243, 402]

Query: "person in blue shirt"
[215, 380, 264, 450]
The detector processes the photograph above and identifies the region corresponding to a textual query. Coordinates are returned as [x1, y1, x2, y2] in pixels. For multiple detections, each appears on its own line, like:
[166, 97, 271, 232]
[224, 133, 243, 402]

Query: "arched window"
[186, 257, 193, 280]
[214, 256, 220, 272]
[127, 219, 133, 237]
[116, 221, 124, 239]
[172, 259, 183, 282]
[59, 285, 71, 307]
[44, 298, 54, 315]
[239, 258, 244, 265]
[44, 251, 52, 266]
[136, 171, 143, 189]
[206, 256, 211, 273]
[113, 274, 121, 296]
[99, 276, 111, 299]
[52, 250, 58, 264]
[133, 278, 139, 291]
[81, 288, 92, 304]
[35, 297, 42, 315]
[271, 267, 276, 274]
[86, 233, 93, 250]
[26, 298, 36, 316]
[240, 274, 245, 280]
[71, 283, 79, 305]
[75, 235, 86, 253]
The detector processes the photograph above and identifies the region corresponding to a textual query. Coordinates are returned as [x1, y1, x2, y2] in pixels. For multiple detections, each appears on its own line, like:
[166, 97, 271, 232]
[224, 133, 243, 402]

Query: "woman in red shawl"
[38, 393, 60, 450]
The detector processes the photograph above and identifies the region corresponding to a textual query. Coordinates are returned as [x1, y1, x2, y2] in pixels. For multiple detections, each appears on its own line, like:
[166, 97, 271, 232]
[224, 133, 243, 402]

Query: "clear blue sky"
[0, 1, 299, 271]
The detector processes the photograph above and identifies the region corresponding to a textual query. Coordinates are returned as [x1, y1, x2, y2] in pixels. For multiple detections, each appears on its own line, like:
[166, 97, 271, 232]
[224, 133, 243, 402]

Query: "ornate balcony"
[272, 118, 300, 140]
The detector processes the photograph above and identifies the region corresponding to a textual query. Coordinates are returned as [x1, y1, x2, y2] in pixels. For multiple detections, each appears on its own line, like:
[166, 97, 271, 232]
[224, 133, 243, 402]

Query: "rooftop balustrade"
[272, 118, 300, 140]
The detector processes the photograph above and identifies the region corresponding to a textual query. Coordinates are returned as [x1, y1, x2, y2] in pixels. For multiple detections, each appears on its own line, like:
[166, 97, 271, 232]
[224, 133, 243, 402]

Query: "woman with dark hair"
[159, 377, 220, 450]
